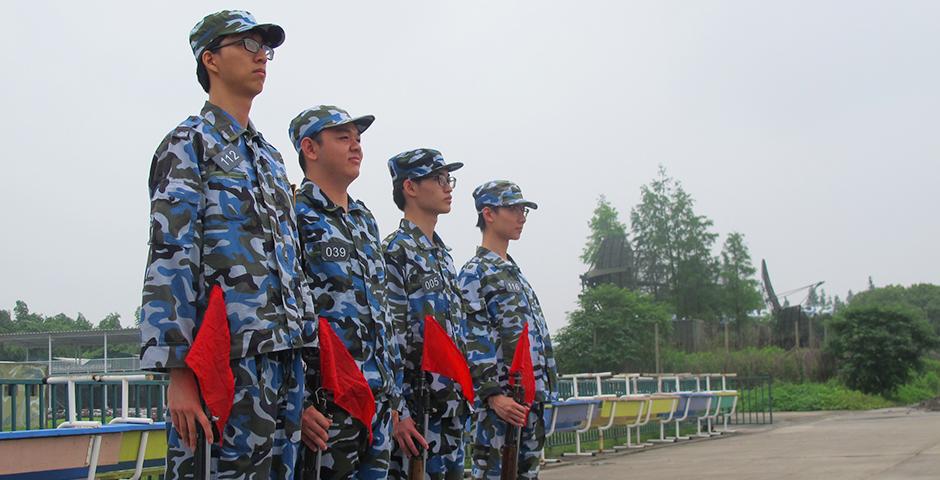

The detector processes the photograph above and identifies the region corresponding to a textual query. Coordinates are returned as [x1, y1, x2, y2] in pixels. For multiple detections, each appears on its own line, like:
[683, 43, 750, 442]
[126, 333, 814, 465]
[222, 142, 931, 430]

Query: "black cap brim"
[250, 24, 285, 49]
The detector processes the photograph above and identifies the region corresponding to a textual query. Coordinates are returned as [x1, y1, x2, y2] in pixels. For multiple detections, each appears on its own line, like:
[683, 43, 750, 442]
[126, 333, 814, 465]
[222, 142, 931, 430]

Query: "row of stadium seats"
[543, 373, 738, 458]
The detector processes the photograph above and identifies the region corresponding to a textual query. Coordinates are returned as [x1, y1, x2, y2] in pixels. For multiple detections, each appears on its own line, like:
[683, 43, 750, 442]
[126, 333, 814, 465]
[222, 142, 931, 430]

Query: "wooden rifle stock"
[500, 372, 525, 480]
[407, 373, 429, 480]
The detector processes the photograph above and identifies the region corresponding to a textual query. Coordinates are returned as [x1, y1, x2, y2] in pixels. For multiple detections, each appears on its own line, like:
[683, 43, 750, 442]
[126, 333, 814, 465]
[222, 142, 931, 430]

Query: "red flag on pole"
[421, 315, 475, 405]
[318, 317, 376, 443]
[185, 285, 234, 445]
[509, 323, 536, 406]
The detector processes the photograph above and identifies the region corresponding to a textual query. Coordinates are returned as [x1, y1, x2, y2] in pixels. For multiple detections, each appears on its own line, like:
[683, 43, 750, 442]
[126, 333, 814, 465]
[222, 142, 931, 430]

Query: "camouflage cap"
[289, 105, 375, 153]
[387, 148, 463, 184]
[472, 180, 538, 212]
[190, 10, 285, 61]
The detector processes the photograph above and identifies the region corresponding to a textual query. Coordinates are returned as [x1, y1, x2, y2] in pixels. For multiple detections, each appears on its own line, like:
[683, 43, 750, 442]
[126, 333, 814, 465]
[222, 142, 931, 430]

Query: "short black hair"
[392, 180, 406, 211]
[297, 132, 324, 173]
[476, 211, 487, 231]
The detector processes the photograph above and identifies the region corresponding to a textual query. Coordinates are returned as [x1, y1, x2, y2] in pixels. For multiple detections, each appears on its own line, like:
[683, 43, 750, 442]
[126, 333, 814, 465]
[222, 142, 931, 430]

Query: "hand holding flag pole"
[184, 285, 235, 478]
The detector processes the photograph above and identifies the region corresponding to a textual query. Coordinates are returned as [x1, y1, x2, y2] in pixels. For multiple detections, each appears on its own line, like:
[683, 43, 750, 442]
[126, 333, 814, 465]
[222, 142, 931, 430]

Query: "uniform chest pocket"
[204, 171, 260, 231]
[150, 182, 200, 247]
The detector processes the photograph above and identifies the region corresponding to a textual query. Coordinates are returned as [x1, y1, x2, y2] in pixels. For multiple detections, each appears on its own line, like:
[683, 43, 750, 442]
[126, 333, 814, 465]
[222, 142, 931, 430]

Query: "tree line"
[555, 166, 940, 395]
[0, 301, 137, 360]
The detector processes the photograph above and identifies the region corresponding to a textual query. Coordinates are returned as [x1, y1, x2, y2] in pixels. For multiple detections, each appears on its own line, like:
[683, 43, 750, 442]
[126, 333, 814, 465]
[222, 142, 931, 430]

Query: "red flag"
[509, 323, 536, 406]
[184, 285, 234, 445]
[318, 317, 376, 443]
[421, 315, 475, 405]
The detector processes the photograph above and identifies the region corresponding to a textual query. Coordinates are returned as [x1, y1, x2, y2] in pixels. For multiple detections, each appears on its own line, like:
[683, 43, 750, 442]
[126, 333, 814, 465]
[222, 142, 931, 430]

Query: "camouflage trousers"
[166, 349, 305, 479]
[317, 395, 393, 479]
[470, 404, 545, 480]
[388, 414, 469, 480]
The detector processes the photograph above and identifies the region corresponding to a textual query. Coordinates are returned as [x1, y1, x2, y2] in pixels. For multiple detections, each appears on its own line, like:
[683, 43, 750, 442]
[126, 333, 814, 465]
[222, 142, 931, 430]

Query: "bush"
[828, 305, 938, 395]
[660, 346, 834, 382]
[891, 360, 940, 405]
[767, 381, 892, 411]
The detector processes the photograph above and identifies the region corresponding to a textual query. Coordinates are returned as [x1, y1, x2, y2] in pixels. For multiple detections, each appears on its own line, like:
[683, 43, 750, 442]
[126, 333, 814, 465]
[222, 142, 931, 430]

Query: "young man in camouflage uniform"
[383, 149, 471, 480]
[290, 105, 399, 479]
[457, 181, 558, 480]
[140, 10, 327, 479]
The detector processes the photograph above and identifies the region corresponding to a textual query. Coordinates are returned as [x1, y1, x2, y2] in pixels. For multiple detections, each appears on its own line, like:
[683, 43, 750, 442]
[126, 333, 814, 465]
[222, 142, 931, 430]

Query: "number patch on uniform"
[506, 281, 523, 293]
[211, 145, 243, 172]
[420, 274, 444, 292]
[321, 242, 351, 261]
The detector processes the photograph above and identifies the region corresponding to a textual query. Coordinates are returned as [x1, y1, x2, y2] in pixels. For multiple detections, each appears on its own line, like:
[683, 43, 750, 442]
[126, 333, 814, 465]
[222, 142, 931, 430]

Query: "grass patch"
[770, 381, 892, 411]
[889, 359, 940, 405]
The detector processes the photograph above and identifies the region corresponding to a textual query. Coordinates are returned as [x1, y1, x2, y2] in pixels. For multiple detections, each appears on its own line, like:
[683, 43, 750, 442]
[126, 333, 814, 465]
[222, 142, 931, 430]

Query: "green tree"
[718, 232, 763, 345]
[832, 295, 845, 313]
[807, 286, 819, 307]
[554, 284, 670, 374]
[851, 284, 940, 334]
[828, 305, 937, 395]
[97, 313, 122, 330]
[630, 166, 720, 321]
[581, 195, 628, 265]
[75, 313, 93, 330]
[0, 309, 12, 333]
[13, 300, 43, 331]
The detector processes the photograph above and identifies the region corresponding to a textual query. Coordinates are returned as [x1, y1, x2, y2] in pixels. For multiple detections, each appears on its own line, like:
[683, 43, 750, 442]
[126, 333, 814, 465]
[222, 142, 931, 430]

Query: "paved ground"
[539, 408, 940, 479]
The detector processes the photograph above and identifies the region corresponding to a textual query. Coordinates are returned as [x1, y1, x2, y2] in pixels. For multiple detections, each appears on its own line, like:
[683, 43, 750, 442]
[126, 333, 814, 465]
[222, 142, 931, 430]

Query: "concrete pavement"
[539, 408, 940, 479]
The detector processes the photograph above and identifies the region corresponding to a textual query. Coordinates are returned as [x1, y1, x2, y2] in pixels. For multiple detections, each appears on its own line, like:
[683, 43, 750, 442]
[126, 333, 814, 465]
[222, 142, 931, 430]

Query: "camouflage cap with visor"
[387, 148, 463, 184]
[190, 10, 285, 61]
[472, 180, 538, 212]
[288, 105, 375, 153]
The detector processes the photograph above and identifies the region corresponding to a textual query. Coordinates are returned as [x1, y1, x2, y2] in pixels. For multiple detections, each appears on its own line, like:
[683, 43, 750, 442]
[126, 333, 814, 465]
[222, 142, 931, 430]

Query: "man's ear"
[402, 178, 420, 200]
[202, 50, 220, 76]
[300, 137, 318, 165]
[482, 206, 497, 225]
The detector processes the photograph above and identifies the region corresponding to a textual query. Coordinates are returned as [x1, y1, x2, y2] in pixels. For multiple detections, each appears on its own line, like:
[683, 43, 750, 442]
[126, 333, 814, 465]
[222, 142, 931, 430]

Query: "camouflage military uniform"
[384, 147, 471, 480]
[457, 181, 558, 480]
[290, 106, 399, 480]
[140, 12, 310, 480]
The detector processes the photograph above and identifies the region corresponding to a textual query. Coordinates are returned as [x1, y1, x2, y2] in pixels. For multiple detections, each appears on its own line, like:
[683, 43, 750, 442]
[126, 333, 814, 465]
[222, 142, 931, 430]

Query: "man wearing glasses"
[457, 181, 558, 480]
[140, 10, 320, 479]
[383, 149, 471, 480]
[290, 105, 399, 479]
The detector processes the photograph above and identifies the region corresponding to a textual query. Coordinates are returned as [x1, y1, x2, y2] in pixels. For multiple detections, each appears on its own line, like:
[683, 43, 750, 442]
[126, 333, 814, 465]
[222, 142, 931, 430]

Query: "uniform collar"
[299, 178, 364, 214]
[475, 246, 518, 270]
[201, 101, 258, 143]
[399, 219, 450, 252]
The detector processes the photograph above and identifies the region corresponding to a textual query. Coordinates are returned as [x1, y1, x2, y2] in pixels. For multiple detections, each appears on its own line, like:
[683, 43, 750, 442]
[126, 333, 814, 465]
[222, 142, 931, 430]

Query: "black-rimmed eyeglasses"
[423, 173, 457, 189]
[211, 37, 274, 61]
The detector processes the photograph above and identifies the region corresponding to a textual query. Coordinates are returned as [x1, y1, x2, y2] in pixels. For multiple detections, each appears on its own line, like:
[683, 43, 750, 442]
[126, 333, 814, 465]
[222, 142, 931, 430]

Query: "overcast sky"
[1, 1, 937, 333]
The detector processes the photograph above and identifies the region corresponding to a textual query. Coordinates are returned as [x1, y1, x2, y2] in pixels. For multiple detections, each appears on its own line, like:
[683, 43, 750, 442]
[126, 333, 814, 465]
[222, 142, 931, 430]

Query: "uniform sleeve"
[295, 199, 325, 402]
[381, 249, 405, 415]
[542, 329, 559, 400]
[384, 240, 414, 419]
[458, 266, 501, 404]
[139, 128, 203, 371]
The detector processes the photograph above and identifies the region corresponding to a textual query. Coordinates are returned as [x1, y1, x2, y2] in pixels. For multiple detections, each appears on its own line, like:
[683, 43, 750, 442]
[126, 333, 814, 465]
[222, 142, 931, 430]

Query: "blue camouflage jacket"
[457, 247, 558, 405]
[383, 219, 470, 419]
[140, 102, 315, 371]
[295, 179, 399, 406]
